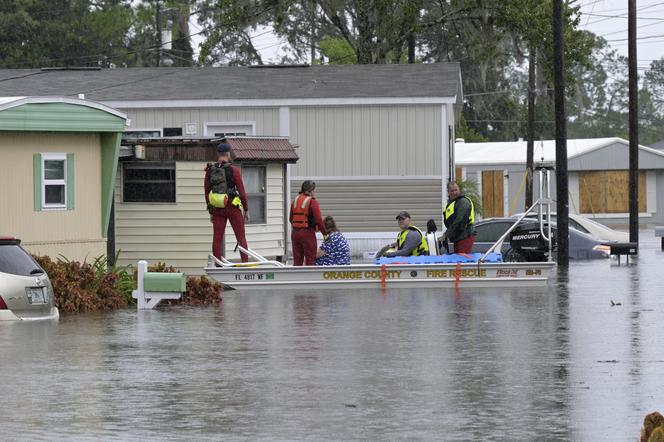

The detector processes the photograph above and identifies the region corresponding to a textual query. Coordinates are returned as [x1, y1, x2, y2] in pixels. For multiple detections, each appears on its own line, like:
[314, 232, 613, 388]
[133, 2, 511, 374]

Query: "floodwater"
[1, 233, 663, 441]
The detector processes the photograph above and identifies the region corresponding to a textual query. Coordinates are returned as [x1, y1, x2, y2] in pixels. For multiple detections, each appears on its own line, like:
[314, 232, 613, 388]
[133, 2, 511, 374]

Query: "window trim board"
[39, 152, 70, 211]
[203, 121, 256, 137]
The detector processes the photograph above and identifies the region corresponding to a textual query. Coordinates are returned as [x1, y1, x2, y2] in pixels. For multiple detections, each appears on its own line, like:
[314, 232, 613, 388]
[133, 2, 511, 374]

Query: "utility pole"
[553, 0, 569, 267]
[526, 41, 536, 209]
[310, 1, 316, 64]
[156, 0, 162, 67]
[628, 0, 639, 245]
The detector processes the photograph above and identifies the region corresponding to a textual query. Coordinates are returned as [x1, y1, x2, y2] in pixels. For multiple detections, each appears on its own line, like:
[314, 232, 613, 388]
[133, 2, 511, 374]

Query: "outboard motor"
[506, 221, 556, 262]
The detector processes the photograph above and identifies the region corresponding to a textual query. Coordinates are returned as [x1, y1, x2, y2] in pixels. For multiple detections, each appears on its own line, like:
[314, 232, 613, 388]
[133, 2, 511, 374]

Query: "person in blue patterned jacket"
[316, 216, 351, 266]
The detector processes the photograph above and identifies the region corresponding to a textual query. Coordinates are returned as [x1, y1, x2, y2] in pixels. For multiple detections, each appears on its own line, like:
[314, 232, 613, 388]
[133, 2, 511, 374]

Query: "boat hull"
[204, 261, 555, 291]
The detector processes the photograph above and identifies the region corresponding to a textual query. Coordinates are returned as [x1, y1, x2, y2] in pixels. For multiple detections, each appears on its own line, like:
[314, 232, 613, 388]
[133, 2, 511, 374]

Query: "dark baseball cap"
[217, 143, 231, 153]
[395, 211, 411, 220]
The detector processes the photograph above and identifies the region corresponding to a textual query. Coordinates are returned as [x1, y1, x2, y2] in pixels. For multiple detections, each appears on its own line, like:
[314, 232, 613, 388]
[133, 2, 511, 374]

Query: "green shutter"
[66, 153, 75, 210]
[33, 153, 42, 211]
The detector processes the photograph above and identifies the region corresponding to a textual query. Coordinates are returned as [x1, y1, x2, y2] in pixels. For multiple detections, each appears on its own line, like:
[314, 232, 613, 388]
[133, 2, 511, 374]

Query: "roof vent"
[248, 64, 310, 69]
[455, 138, 465, 143]
[40, 66, 102, 71]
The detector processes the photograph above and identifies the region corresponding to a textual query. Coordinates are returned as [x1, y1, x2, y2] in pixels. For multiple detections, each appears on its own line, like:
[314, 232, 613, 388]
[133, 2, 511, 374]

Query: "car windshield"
[475, 222, 513, 242]
[0, 245, 44, 276]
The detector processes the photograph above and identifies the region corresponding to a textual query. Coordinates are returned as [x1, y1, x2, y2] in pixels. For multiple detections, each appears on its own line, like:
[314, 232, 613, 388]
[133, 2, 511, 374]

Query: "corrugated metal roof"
[0, 64, 461, 102]
[121, 136, 298, 163]
[455, 137, 664, 165]
[226, 137, 298, 162]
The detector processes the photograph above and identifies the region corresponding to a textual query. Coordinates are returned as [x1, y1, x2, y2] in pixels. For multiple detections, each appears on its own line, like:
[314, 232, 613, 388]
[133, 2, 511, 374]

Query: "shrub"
[457, 178, 483, 217]
[91, 253, 136, 306]
[33, 255, 223, 313]
[641, 412, 664, 442]
[33, 255, 129, 313]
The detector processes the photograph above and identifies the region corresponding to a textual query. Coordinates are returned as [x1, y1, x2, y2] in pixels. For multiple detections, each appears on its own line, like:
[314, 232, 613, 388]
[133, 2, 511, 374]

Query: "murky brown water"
[1, 233, 663, 441]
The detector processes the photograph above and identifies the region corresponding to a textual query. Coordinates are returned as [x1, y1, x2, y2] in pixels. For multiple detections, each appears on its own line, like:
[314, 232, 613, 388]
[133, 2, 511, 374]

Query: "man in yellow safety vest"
[442, 181, 476, 254]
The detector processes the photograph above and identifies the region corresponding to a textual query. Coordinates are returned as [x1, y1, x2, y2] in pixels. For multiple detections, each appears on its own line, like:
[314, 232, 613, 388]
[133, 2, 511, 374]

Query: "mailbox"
[143, 272, 186, 293]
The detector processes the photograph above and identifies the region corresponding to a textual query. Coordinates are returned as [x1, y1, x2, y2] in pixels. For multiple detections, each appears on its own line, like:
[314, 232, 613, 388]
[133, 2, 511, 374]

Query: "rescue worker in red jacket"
[204, 142, 250, 262]
[290, 180, 327, 266]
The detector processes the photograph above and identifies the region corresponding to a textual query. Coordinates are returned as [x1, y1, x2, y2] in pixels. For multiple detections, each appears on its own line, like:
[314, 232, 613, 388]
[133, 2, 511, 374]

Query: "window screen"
[123, 162, 176, 203]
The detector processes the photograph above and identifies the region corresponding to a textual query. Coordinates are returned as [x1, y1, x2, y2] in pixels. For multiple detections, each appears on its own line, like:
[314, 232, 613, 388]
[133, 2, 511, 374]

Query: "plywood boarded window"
[579, 171, 646, 214]
[482, 170, 504, 218]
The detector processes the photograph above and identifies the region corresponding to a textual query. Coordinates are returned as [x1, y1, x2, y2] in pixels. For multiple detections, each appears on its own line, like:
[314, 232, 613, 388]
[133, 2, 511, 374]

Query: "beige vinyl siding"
[0, 132, 104, 261]
[123, 108, 280, 137]
[22, 240, 106, 261]
[289, 105, 443, 176]
[115, 161, 285, 275]
[291, 178, 443, 232]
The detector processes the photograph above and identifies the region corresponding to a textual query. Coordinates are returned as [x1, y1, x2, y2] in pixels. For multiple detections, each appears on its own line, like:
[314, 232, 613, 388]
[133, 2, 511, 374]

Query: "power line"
[584, 12, 664, 20]
[4, 28, 208, 69]
[584, 1, 664, 25]
[598, 20, 664, 38]
[606, 33, 664, 42]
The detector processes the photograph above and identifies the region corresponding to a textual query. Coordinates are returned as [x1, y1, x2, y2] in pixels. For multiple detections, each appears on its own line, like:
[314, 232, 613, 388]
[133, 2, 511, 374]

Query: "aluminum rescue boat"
[204, 250, 554, 290]
[204, 163, 559, 291]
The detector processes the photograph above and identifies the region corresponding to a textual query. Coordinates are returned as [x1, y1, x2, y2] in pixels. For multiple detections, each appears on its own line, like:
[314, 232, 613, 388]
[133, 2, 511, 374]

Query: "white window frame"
[41, 152, 67, 210]
[203, 121, 256, 137]
[122, 128, 162, 139]
[241, 164, 267, 225]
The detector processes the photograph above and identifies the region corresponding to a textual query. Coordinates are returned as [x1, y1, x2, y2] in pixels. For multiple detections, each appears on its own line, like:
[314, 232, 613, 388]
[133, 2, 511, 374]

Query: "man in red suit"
[204, 143, 250, 262]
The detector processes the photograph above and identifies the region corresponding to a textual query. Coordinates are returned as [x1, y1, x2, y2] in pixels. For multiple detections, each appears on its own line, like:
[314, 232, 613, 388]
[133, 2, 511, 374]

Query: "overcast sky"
[580, 0, 664, 71]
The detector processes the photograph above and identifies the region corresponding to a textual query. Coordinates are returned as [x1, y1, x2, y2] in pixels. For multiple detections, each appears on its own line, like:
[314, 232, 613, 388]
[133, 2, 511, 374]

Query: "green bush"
[457, 178, 484, 217]
[641, 411, 664, 442]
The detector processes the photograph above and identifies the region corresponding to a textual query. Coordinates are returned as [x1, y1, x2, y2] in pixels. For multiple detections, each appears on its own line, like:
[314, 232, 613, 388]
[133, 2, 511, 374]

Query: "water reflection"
[1, 236, 663, 440]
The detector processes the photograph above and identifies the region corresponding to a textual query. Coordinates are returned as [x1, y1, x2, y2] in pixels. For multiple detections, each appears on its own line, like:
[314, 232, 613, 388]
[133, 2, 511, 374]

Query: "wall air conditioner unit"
[185, 123, 197, 135]
[134, 144, 146, 159]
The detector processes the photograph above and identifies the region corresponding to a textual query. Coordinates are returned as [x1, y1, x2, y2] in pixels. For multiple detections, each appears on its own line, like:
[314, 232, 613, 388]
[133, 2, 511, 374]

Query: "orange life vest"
[291, 194, 313, 229]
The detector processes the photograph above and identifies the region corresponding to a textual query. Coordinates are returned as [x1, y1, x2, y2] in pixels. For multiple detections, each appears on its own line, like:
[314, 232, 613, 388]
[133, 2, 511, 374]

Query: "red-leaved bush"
[32, 256, 223, 313]
[33, 255, 128, 313]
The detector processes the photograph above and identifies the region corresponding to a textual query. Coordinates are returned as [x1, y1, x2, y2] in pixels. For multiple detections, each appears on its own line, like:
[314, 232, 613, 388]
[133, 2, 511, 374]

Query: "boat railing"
[207, 246, 286, 268]
[479, 199, 546, 262]
[236, 245, 286, 265]
[480, 163, 555, 263]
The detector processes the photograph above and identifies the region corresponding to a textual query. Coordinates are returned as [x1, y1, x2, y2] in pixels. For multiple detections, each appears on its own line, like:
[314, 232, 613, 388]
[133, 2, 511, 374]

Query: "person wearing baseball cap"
[380, 211, 429, 258]
[204, 142, 250, 262]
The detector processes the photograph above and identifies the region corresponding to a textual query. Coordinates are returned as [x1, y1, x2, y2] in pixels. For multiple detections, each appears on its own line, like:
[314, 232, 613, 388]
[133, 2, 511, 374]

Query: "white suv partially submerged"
[0, 237, 59, 321]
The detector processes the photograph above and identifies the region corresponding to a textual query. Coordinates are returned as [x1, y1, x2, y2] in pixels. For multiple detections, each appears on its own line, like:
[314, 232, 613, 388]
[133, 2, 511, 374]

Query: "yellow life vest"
[444, 196, 475, 225]
[396, 225, 429, 256]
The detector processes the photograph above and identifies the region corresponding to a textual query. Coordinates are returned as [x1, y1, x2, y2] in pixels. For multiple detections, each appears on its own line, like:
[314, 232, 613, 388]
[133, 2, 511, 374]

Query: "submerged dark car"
[472, 218, 611, 260]
[0, 237, 59, 321]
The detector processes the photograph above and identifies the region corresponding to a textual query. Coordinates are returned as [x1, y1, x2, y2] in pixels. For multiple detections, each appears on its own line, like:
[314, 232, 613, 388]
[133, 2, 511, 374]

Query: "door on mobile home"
[482, 170, 504, 218]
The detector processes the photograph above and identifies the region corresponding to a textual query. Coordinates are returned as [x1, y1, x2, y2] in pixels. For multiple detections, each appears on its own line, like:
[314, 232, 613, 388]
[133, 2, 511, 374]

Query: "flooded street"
[2, 234, 663, 441]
